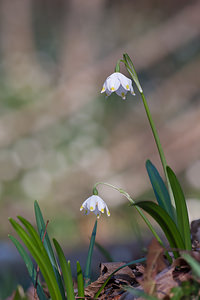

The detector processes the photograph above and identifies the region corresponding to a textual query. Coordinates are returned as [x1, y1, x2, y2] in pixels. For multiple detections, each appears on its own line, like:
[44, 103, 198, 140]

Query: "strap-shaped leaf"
[123, 287, 159, 300]
[9, 235, 47, 300]
[123, 53, 143, 92]
[182, 254, 200, 278]
[18, 216, 45, 253]
[95, 241, 113, 262]
[166, 166, 192, 250]
[134, 201, 185, 256]
[84, 219, 97, 286]
[13, 286, 28, 300]
[53, 239, 75, 300]
[146, 160, 176, 223]
[77, 261, 84, 298]
[34, 201, 66, 300]
[9, 218, 62, 300]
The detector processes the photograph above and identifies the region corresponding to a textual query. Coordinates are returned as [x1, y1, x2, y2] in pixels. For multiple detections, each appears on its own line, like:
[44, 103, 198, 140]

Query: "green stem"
[94, 182, 163, 245]
[123, 53, 174, 206]
[140, 92, 175, 206]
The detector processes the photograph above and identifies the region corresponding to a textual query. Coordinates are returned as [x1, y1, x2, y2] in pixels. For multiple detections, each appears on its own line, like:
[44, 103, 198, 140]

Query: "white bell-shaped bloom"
[80, 195, 110, 218]
[101, 72, 135, 100]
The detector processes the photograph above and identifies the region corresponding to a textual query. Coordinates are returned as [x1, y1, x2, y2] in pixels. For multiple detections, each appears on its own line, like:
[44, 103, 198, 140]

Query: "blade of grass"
[17, 216, 58, 277]
[123, 53, 143, 92]
[9, 218, 62, 300]
[84, 219, 97, 286]
[95, 241, 113, 262]
[13, 286, 28, 300]
[17, 216, 45, 252]
[53, 238, 75, 300]
[166, 166, 192, 250]
[77, 261, 84, 298]
[94, 257, 146, 298]
[34, 201, 66, 300]
[182, 254, 200, 278]
[9, 235, 47, 300]
[146, 160, 176, 222]
[123, 286, 159, 300]
[133, 201, 185, 256]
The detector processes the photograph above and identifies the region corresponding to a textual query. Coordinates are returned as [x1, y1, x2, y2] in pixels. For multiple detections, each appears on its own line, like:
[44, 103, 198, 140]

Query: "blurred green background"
[0, 0, 200, 297]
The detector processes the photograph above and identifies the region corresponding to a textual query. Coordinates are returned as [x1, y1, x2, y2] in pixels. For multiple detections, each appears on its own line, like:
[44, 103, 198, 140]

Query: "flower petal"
[97, 198, 106, 213]
[88, 195, 97, 211]
[84, 209, 90, 216]
[105, 89, 112, 97]
[115, 86, 128, 99]
[105, 204, 110, 216]
[106, 73, 120, 93]
[130, 84, 135, 95]
[101, 83, 106, 93]
[80, 199, 88, 210]
[93, 206, 101, 218]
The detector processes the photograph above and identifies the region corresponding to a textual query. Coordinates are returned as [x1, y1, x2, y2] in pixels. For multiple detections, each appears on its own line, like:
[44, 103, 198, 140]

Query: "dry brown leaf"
[134, 266, 191, 300]
[136, 253, 194, 299]
[85, 262, 130, 298]
[101, 262, 136, 285]
[173, 257, 191, 276]
[85, 261, 144, 298]
[139, 239, 166, 295]
[191, 219, 200, 243]
[191, 250, 200, 262]
[26, 286, 39, 300]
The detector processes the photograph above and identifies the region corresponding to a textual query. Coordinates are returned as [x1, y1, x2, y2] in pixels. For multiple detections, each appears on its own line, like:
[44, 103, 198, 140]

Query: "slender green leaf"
[9, 235, 47, 300]
[53, 238, 75, 300]
[123, 287, 159, 300]
[94, 257, 146, 298]
[17, 216, 56, 271]
[134, 201, 185, 256]
[17, 216, 45, 252]
[146, 160, 176, 222]
[123, 53, 142, 92]
[166, 166, 192, 250]
[13, 286, 28, 300]
[34, 201, 65, 300]
[77, 261, 84, 298]
[182, 254, 200, 278]
[170, 280, 200, 299]
[84, 219, 97, 286]
[95, 241, 113, 262]
[9, 218, 62, 300]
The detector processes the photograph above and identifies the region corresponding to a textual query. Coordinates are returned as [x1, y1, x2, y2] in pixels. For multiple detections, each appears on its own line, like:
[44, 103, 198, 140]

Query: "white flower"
[101, 72, 135, 100]
[80, 195, 110, 218]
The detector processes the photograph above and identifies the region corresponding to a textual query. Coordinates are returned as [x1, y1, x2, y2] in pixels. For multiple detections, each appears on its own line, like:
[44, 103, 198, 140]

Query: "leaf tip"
[145, 159, 151, 167]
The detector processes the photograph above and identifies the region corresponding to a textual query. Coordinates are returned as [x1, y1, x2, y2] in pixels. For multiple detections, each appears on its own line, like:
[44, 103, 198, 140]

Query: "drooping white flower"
[80, 195, 110, 218]
[101, 72, 135, 100]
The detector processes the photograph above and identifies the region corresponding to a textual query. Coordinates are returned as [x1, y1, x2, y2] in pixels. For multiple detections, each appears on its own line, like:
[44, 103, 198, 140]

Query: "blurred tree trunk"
[0, 0, 48, 88]
[59, 0, 105, 80]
